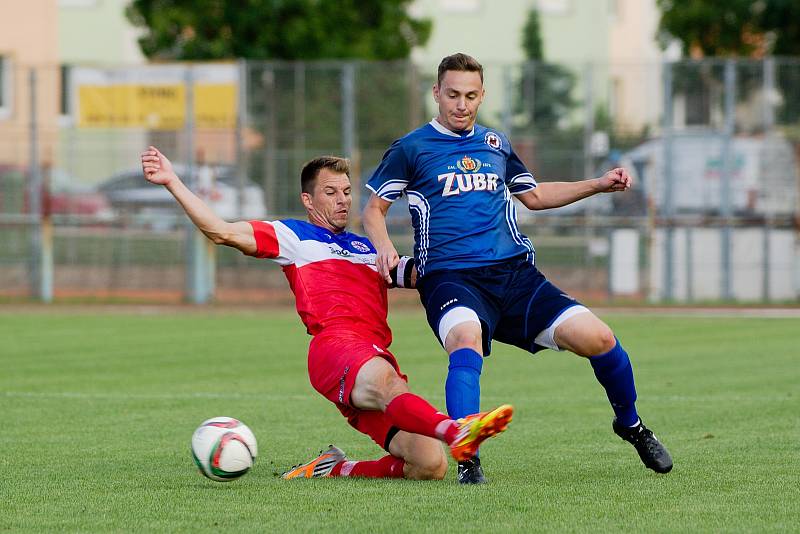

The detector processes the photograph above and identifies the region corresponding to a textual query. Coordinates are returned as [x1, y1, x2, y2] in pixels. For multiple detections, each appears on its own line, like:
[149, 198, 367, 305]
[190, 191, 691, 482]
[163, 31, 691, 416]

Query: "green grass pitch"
[2, 308, 798, 532]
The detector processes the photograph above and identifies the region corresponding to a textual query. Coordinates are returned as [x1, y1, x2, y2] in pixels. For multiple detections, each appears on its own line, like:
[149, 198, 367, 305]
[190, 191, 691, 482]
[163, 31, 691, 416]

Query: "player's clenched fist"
[598, 167, 632, 193]
[140, 146, 178, 186]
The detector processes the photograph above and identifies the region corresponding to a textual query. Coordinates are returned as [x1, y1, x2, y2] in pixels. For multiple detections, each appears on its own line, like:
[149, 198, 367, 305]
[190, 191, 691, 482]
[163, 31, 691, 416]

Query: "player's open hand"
[141, 146, 178, 187]
[375, 244, 400, 285]
[597, 168, 632, 193]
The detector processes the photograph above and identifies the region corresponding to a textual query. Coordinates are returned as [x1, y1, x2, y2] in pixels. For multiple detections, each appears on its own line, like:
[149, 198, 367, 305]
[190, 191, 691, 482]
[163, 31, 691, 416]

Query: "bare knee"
[390, 433, 449, 481]
[555, 313, 617, 356]
[444, 321, 483, 354]
[590, 325, 616, 355]
[350, 357, 409, 411]
[404, 449, 448, 481]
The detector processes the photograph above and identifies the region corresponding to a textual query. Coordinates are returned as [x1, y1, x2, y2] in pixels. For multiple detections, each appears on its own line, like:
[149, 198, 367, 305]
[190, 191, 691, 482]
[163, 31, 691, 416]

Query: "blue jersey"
[366, 119, 537, 276]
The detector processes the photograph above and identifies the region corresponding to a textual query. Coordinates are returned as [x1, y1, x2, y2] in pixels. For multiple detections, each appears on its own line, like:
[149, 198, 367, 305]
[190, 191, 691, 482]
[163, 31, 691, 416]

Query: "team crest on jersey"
[351, 240, 370, 253]
[456, 155, 482, 173]
[485, 132, 502, 150]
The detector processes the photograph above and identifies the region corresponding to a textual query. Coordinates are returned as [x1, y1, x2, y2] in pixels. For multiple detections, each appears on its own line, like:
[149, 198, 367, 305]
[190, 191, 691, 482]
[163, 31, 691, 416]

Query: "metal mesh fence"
[1, 58, 798, 303]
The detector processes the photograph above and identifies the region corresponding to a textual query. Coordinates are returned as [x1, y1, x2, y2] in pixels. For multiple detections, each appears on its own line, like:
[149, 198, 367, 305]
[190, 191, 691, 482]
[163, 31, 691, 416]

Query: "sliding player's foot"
[281, 445, 346, 479]
[449, 404, 513, 462]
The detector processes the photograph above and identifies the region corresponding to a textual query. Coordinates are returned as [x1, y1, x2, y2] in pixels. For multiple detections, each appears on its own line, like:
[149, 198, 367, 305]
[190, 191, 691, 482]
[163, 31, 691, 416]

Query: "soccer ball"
[191, 417, 258, 482]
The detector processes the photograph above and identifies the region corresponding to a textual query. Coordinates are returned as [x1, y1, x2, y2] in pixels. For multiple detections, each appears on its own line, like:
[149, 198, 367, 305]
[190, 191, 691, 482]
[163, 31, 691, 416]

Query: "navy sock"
[445, 348, 483, 421]
[589, 338, 639, 427]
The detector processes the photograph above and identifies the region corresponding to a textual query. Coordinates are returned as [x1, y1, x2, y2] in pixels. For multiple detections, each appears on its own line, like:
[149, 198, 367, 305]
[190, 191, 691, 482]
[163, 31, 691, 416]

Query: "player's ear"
[300, 192, 313, 210]
[433, 83, 440, 103]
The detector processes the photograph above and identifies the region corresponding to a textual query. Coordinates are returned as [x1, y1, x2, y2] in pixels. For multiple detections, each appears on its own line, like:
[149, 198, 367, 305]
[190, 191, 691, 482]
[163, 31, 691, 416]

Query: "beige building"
[607, 0, 671, 134]
[0, 0, 60, 168]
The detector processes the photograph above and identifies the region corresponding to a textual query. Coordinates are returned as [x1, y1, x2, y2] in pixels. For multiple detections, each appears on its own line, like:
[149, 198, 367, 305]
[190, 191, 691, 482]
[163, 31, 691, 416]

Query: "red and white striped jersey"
[248, 219, 391, 346]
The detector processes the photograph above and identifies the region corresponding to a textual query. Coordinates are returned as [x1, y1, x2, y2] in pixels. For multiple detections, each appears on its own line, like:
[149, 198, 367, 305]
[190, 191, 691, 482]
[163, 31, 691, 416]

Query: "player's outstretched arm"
[140, 146, 257, 255]
[515, 168, 632, 211]
[363, 193, 400, 284]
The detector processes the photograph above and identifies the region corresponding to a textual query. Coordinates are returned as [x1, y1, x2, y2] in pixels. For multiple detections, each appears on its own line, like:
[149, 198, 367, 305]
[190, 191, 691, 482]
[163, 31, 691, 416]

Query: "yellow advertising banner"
[78, 83, 236, 129]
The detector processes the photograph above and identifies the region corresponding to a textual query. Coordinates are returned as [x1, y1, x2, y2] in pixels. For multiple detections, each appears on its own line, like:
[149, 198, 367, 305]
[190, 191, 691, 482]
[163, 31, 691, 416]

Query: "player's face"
[433, 70, 485, 133]
[302, 169, 352, 233]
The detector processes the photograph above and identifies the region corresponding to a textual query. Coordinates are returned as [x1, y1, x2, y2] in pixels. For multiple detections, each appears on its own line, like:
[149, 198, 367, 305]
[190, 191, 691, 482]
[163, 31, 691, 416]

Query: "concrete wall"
[648, 228, 798, 301]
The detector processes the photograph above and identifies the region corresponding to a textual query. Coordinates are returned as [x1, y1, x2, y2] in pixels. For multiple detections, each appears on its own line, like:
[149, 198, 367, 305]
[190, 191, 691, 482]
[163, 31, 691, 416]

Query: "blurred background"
[1, 0, 798, 305]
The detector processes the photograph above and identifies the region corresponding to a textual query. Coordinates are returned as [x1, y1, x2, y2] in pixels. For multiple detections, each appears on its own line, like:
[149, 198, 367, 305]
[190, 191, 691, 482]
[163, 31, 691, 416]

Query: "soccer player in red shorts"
[141, 146, 513, 481]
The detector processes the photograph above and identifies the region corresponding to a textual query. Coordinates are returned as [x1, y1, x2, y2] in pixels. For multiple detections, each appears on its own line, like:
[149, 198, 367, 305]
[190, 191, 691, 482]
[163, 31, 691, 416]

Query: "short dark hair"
[300, 156, 350, 194]
[437, 53, 484, 85]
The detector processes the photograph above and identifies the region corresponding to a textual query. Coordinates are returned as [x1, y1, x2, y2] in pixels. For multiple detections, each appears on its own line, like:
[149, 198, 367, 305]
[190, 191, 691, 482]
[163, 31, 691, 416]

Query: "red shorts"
[308, 331, 407, 450]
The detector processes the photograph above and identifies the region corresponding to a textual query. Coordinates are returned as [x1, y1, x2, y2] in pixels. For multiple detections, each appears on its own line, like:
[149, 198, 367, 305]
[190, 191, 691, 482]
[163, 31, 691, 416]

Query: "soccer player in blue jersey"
[363, 53, 672, 484]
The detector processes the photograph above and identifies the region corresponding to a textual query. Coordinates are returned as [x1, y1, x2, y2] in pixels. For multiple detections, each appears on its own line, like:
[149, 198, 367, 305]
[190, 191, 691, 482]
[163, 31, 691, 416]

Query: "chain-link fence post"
[720, 59, 736, 301]
[27, 68, 52, 302]
[341, 62, 360, 219]
[183, 66, 214, 304]
[235, 60, 248, 219]
[662, 60, 675, 301]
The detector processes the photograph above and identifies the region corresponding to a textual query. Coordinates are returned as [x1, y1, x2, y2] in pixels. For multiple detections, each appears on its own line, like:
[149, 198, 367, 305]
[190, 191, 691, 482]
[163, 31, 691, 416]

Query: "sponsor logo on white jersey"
[351, 240, 371, 253]
[329, 246, 351, 257]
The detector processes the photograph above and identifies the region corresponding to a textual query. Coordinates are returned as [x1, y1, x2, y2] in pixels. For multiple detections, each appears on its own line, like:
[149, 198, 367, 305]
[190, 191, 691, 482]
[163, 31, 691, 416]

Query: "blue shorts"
[417, 256, 584, 356]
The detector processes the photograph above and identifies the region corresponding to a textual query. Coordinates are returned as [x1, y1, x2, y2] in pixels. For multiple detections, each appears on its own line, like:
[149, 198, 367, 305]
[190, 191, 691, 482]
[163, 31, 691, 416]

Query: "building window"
[0, 55, 11, 119]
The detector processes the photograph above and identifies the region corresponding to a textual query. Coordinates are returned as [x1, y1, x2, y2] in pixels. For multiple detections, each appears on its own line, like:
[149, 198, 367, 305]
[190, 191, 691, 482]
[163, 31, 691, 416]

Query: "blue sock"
[445, 348, 483, 420]
[589, 338, 639, 427]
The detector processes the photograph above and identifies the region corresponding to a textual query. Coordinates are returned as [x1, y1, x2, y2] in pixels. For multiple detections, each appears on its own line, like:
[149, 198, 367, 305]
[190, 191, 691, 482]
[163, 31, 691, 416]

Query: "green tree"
[658, 0, 800, 127]
[657, 0, 800, 56]
[760, 1, 800, 56]
[126, 0, 431, 60]
[514, 9, 582, 180]
[517, 9, 577, 131]
[126, 1, 431, 216]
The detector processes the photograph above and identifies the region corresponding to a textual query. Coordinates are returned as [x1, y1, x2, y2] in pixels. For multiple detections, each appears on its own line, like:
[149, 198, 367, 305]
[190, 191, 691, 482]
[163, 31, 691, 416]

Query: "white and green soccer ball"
[191, 417, 258, 482]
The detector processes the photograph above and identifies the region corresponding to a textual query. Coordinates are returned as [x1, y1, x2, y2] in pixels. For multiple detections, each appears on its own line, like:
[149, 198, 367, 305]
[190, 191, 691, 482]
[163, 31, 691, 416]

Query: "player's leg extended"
[553, 312, 673, 473]
[418, 275, 493, 423]
[350, 356, 460, 446]
[351, 357, 512, 464]
[553, 311, 638, 424]
[281, 444, 409, 479]
[417, 273, 503, 483]
[441, 316, 495, 484]
[287, 433, 446, 480]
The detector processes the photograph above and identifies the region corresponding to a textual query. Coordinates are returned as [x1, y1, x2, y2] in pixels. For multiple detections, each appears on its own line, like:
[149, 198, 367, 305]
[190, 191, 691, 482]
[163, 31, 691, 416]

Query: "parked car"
[98, 164, 267, 225]
[0, 165, 114, 220]
[48, 168, 115, 220]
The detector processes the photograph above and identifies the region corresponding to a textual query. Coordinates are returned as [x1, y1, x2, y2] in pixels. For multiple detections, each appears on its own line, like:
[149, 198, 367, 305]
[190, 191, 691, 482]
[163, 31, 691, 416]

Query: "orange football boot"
[281, 445, 346, 480]
[449, 404, 514, 462]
